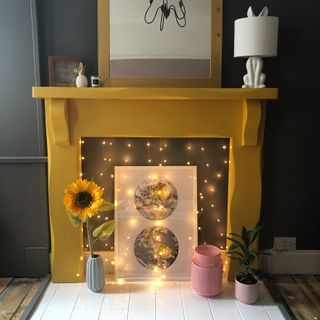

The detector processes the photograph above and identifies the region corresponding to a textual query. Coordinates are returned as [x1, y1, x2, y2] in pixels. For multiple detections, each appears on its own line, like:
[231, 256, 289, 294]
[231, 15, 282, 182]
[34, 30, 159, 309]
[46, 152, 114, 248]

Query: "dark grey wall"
[0, 0, 50, 276]
[36, 0, 320, 250]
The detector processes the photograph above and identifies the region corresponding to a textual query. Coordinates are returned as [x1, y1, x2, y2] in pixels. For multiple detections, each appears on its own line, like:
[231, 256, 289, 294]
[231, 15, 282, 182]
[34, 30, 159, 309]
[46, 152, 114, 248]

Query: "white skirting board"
[260, 250, 320, 274]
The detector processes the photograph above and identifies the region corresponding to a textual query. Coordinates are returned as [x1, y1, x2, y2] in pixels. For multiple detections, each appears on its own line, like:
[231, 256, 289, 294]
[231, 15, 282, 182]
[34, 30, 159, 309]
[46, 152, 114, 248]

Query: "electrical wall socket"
[273, 237, 296, 251]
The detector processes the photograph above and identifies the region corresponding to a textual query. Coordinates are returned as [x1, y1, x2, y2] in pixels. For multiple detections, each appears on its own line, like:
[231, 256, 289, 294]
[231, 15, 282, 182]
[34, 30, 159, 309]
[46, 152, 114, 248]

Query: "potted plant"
[63, 179, 114, 292]
[226, 223, 271, 304]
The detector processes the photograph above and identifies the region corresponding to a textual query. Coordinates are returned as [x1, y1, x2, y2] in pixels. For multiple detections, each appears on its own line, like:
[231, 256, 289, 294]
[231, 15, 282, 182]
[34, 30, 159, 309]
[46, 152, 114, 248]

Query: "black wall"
[36, 0, 320, 250]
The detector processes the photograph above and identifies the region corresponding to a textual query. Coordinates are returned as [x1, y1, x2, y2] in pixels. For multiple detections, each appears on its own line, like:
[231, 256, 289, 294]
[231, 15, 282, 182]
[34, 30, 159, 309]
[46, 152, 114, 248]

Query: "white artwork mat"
[115, 166, 197, 280]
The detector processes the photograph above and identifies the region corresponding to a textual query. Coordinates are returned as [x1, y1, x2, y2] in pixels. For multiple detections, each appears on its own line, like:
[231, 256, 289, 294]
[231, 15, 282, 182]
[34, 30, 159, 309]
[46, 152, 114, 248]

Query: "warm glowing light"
[124, 252, 127, 256]
[117, 279, 124, 285]
[125, 158, 129, 163]
[187, 146, 191, 150]
[102, 141, 106, 145]
[221, 246, 224, 249]
[211, 204, 215, 208]
[204, 179, 207, 183]
[159, 147, 163, 151]
[200, 195, 204, 199]
[164, 144, 167, 147]
[225, 261, 228, 265]
[105, 258, 109, 262]
[80, 256, 83, 261]
[97, 215, 101, 219]
[146, 142, 150, 147]
[222, 145, 227, 149]
[155, 221, 162, 226]
[108, 158, 112, 162]
[127, 189, 133, 195]
[111, 261, 115, 265]
[127, 143, 131, 147]
[206, 163, 210, 167]
[100, 173, 103, 176]
[104, 158, 107, 161]
[224, 160, 228, 164]
[81, 156, 85, 160]
[105, 244, 108, 247]
[201, 208, 204, 211]
[79, 173, 83, 177]
[217, 218, 220, 222]
[109, 142, 113, 146]
[130, 218, 137, 226]
[187, 162, 190, 165]
[76, 273, 80, 277]
[220, 233, 224, 236]
[110, 174, 114, 179]
[210, 187, 215, 192]
[163, 159, 167, 163]
[217, 173, 222, 178]
[105, 217, 109, 220]
[188, 236, 192, 240]
[148, 159, 152, 163]
[198, 227, 202, 230]
[201, 147, 205, 151]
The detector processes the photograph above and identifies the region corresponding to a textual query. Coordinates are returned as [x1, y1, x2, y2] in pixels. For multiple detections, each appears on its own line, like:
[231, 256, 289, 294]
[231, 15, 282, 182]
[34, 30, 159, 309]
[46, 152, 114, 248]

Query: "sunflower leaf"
[98, 200, 114, 212]
[93, 220, 115, 241]
[67, 212, 82, 228]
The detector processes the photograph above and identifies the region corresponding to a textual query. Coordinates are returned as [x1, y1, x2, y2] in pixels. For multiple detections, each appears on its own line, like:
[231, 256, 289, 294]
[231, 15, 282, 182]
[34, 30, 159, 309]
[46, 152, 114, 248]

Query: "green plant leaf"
[226, 237, 245, 250]
[67, 212, 82, 228]
[98, 200, 114, 212]
[92, 220, 115, 241]
[248, 223, 263, 244]
[228, 232, 242, 238]
[228, 244, 240, 251]
[242, 226, 249, 247]
[227, 250, 245, 259]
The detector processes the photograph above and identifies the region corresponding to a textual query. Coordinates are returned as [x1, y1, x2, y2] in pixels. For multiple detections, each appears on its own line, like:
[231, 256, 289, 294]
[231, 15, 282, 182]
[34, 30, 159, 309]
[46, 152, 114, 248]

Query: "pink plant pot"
[235, 278, 259, 304]
[194, 244, 221, 267]
[191, 257, 222, 297]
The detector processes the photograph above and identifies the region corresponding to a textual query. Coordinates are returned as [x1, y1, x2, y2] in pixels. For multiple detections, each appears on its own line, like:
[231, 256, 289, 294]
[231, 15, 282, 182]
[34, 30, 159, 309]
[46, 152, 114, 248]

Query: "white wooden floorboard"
[31, 280, 288, 320]
[69, 285, 104, 320]
[40, 283, 83, 320]
[208, 281, 242, 320]
[29, 282, 59, 320]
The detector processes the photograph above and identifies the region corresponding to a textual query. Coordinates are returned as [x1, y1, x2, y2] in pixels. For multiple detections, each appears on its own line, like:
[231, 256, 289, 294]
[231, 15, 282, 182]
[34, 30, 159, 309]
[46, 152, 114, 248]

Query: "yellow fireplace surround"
[32, 87, 278, 282]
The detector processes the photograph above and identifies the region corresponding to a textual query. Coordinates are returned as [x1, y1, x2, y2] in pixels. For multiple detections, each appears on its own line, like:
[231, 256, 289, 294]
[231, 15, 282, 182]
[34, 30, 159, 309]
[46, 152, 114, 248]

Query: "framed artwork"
[48, 56, 81, 86]
[97, 0, 223, 87]
[115, 166, 197, 280]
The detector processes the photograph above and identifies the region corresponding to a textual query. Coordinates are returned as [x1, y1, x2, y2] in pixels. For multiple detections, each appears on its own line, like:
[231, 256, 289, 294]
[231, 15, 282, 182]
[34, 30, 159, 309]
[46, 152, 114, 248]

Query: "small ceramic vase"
[76, 74, 88, 87]
[86, 254, 104, 292]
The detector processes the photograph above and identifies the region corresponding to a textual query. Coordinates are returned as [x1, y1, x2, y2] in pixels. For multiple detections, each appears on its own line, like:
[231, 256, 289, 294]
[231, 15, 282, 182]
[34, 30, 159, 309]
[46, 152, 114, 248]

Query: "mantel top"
[32, 87, 278, 101]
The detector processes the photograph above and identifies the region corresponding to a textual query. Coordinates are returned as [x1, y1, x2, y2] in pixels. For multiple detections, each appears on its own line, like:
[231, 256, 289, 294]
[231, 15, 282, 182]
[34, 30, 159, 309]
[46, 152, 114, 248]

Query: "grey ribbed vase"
[86, 255, 104, 292]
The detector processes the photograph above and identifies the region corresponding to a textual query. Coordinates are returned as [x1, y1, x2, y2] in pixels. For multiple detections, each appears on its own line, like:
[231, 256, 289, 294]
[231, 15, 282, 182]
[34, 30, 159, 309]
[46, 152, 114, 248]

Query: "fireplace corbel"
[33, 87, 277, 282]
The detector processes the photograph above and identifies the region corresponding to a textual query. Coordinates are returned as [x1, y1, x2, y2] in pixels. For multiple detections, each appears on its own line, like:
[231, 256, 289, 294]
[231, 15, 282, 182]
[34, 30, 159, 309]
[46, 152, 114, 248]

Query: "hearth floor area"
[30, 279, 289, 320]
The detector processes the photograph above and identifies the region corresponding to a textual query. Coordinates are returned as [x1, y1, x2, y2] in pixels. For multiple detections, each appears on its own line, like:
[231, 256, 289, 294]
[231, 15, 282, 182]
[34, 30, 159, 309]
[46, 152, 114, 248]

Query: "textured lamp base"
[242, 57, 266, 88]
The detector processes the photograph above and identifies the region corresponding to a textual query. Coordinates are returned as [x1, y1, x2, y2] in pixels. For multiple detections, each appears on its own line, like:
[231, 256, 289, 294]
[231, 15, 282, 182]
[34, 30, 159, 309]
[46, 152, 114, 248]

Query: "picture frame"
[115, 166, 197, 281]
[48, 56, 81, 86]
[97, 0, 223, 87]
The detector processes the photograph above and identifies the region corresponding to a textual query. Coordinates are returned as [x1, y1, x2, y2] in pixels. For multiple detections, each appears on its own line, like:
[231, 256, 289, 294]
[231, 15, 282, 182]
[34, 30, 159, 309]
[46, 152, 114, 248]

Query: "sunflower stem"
[86, 220, 94, 258]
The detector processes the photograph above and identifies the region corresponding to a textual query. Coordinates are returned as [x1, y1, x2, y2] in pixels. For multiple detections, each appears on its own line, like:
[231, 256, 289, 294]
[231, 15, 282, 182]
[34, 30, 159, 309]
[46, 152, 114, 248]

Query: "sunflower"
[63, 179, 104, 221]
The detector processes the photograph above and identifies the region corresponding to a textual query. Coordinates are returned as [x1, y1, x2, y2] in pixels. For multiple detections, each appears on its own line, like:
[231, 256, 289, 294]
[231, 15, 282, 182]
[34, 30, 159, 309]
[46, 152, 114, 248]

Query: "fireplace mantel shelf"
[32, 87, 277, 101]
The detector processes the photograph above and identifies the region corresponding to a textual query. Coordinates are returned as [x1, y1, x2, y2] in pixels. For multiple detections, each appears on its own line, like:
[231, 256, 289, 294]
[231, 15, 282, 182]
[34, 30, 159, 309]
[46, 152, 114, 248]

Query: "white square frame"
[115, 166, 197, 281]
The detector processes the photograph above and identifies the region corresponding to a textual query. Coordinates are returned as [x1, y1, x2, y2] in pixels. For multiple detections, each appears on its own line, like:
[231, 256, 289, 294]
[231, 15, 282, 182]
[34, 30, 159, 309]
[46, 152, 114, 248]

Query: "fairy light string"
[81, 138, 230, 265]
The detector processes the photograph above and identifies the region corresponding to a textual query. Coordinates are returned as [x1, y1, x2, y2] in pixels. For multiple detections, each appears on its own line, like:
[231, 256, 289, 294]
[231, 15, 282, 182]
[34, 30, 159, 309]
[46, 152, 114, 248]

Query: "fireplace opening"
[81, 138, 230, 257]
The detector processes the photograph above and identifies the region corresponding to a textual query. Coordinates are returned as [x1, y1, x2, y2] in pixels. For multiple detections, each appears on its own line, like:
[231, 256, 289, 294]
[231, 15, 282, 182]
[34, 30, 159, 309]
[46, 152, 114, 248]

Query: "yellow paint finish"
[33, 87, 277, 282]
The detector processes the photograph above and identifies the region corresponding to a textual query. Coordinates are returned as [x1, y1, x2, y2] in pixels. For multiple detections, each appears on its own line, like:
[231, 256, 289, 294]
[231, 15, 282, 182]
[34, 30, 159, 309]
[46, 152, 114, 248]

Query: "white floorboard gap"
[30, 279, 290, 320]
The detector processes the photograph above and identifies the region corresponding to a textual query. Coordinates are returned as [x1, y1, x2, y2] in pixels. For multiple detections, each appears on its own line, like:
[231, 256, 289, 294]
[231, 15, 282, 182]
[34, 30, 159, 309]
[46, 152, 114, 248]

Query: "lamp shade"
[234, 16, 279, 57]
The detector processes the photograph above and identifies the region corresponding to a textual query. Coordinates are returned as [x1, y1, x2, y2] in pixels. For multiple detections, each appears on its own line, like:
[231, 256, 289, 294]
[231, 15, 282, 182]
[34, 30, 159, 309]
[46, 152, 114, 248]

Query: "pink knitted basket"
[194, 244, 221, 267]
[191, 256, 223, 297]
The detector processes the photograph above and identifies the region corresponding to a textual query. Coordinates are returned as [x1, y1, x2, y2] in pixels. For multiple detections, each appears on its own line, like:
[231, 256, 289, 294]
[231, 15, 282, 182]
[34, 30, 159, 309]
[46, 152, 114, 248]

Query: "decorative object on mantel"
[90, 76, 101, 87]
[226, 223, 271, 304]
[234, 6, 279, 88]
[63, 179, 114, 292]
[191, 244, 222, 297]
[74, 62, 88, 87]
[144, 0, 186, 31]
[48, 56, 81, 86]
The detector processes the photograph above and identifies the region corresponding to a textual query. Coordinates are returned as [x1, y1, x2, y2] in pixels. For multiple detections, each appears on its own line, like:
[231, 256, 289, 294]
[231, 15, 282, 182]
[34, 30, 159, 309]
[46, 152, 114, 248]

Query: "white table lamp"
[234, 7, 279, 88]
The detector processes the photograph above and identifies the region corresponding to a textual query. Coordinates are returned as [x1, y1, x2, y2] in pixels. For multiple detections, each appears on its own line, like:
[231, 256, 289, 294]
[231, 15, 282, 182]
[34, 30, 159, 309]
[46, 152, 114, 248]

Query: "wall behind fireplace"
[36, 0, 320, 250]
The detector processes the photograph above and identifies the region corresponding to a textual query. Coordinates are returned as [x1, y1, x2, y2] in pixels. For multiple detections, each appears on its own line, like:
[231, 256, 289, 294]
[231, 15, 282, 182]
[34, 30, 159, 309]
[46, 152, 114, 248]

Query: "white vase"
[76, 74, 88, 87]
[86, 254, 104, 292]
